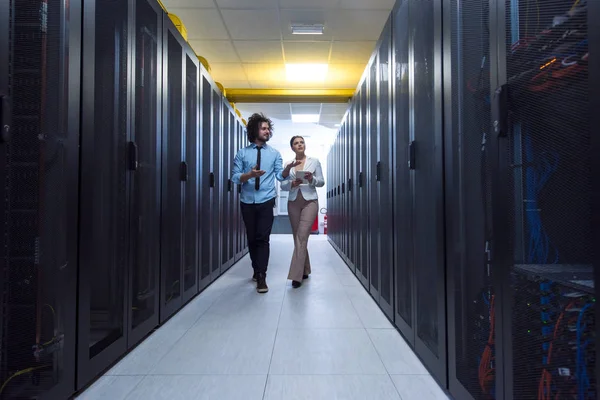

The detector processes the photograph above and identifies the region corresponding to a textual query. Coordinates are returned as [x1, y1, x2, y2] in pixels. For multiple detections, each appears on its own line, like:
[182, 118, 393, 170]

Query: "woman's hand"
[291, 178, 303, 188]
[305, 172, 313, 183]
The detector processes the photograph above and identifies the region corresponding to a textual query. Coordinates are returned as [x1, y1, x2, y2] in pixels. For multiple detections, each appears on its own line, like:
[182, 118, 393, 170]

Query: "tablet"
[295, 170, 310, 184]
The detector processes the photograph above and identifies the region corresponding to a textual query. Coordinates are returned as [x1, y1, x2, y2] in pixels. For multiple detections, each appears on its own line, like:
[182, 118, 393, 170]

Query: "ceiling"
[235, 102, 349, 129]
[161, 0, 394, 91]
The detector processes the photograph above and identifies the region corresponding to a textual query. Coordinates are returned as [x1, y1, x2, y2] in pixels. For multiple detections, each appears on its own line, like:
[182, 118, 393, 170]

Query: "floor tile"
[106, 329, 187, 375]
[264, 375, 401, 400]
[125, 375, 266, 400]
[391, 375, 450, 400]
[269, 328, 387, 375]
[76, 376, 143, 400]
[367, 329, 429, 375]
[150, 328, 277, 375]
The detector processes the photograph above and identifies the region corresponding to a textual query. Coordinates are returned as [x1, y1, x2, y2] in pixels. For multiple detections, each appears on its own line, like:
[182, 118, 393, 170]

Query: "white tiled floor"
[77, 235, 450, 400]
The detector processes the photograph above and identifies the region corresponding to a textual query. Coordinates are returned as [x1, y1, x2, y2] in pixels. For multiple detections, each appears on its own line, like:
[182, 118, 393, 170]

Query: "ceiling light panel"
[292, 114, 320, 123]
[285, 63, 328, 82]
[291, 23, 325, 35]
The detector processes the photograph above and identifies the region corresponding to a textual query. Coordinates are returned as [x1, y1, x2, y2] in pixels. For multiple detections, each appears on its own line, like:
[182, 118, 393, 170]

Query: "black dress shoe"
[256, 273, 269, 293]
[292, 280, 302, 288]
[303, 274, 309, 280]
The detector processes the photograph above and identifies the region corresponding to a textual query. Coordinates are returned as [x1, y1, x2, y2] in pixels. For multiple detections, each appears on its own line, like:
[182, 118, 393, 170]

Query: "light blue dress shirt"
[231, 143, 288, 204]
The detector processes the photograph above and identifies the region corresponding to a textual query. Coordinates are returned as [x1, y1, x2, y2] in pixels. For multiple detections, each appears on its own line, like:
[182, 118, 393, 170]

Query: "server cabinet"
[221, 104, 233, 272]
[377, 17, 394, 318]
[357, 83, 369, 287]
[492, 0, 596, 398]
[199, 72, 212, 290]
[182, 50, 199, 302]
[0, 0, 80, 397]
[210, 89, 223, 280]
[443, 0, 496, 397]
[368, 55, 380, 301]
[160, 17, 186, 321]
[349, 104, 358, 273]
[78, 0, 163, 387]
[409, 0, 447, 384]
[392, 0, 416, 351]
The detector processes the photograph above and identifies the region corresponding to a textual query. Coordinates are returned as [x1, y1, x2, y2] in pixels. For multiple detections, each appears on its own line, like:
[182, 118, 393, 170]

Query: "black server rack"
[0, 0, 81, 398]
[377, 17, 394, 319]
[199, 72, 213, 290]
[220, 101, 231, 272]
[210, 89, 222, 280]
[368, 54, 380, 300]
[183, 50, 199, 302]
[493, 0, 595, 399]
[328, 0, 599, 399]
[160, 16, 185, 321]
[443, 0, 497, 397]
[78, 0, 164, 387]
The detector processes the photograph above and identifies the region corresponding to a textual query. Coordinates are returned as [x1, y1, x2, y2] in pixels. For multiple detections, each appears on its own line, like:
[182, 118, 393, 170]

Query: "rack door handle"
[128, 142, 138, 171]
[180, 161, 188, 181]
[209, 172, 215, 187]
[0, 95, 11, 143]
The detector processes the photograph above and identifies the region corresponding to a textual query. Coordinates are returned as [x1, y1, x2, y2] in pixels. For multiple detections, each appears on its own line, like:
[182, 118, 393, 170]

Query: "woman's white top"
[280, 156, 325, 201]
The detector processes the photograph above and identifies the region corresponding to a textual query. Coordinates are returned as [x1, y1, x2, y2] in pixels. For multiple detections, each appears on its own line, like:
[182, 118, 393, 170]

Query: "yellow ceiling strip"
[225, 89, 354, 104]
[167, 14, 188, 41]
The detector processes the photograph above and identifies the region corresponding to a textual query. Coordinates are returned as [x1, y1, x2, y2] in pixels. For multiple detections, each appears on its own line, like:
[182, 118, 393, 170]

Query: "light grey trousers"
[287, 191, 318, 282]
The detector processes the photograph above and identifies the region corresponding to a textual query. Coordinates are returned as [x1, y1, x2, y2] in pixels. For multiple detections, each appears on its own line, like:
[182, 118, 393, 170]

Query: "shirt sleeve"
[274, 150, 288, 182]
[310, 159, 325, 188]
[231, 149, 244, 185]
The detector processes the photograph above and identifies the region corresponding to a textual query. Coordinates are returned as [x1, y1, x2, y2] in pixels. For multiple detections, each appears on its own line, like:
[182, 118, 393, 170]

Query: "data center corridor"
[75, 235, 448, 400]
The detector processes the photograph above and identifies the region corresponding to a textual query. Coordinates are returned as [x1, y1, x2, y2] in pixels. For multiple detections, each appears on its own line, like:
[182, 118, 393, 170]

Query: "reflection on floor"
[77, 235, 449, 400]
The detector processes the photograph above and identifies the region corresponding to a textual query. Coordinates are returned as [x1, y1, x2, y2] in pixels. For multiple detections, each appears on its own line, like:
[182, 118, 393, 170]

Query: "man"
[231, 113, 300, 293]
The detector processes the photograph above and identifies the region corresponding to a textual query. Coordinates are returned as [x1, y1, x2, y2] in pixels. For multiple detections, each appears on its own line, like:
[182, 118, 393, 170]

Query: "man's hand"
[285, 160, 302, 171]
[249, 165, 266, 178]
[241, 165, 266, 182]
[291, 178, 303, 188]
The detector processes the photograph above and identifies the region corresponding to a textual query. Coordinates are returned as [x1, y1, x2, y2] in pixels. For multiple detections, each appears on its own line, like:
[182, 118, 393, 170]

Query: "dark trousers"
[241, 198, 275, 274]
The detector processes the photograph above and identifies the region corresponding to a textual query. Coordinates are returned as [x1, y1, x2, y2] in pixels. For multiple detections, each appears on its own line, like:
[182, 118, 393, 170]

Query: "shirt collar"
[250, 142, 268, 149]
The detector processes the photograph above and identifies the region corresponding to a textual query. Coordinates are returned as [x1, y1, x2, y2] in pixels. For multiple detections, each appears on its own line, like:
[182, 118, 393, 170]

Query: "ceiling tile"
[338, 0, 396, 9]
[237, 103, 292, 115]
[162, 0, 215, 7]
[169, 8, 229, 40]
[279, 9, 332, 41]
[279, 0, 339, 9]
[325, 10, 390, 40]
[221, 9, 281, 40]
[234, 41, 284, 63]
[243, 63, 286, 82]
[217, 0, 279, 8]
[290, 103, 321, 114]
[209, 63, 248, 82]
[283, 41, 331, 63]
[330, 41, 376, 64]
[188, 40, 240, 63]
[319, 114, 344, 123]
[321, 103, 350, 114]
[219, 80, 252, 88]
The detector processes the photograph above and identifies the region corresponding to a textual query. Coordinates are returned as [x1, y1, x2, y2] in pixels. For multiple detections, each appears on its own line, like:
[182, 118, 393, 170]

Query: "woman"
[280, 136, 325, 288]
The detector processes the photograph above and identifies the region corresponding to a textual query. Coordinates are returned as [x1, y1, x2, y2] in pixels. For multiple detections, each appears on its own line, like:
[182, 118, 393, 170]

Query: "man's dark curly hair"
[246, 113, 273, 143]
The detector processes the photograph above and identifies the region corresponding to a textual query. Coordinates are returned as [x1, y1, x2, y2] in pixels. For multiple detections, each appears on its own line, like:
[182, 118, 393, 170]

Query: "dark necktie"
[255, 146, 262, 191]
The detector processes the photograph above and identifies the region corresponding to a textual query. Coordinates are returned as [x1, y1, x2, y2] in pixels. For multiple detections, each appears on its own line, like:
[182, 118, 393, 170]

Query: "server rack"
[0, 0, 81, 398]
[328, 0, 598, 398]
[210, 88, 223, 280]
[493, 0, 595, 399]
[199, 72, 213, 290]
[78, 0, 165, 387]
[160, 14, 186, 322]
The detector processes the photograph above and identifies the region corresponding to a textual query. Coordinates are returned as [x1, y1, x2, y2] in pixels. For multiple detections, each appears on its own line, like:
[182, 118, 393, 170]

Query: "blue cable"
[524, 134, 559, 264]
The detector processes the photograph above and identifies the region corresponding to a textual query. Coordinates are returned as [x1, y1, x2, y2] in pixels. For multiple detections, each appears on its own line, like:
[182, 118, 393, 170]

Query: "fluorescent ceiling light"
[292, 114, 320, 123]
[286, 64, 328, 82]
[334, 123, 341, 127]
[291, 23, 324, 35]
